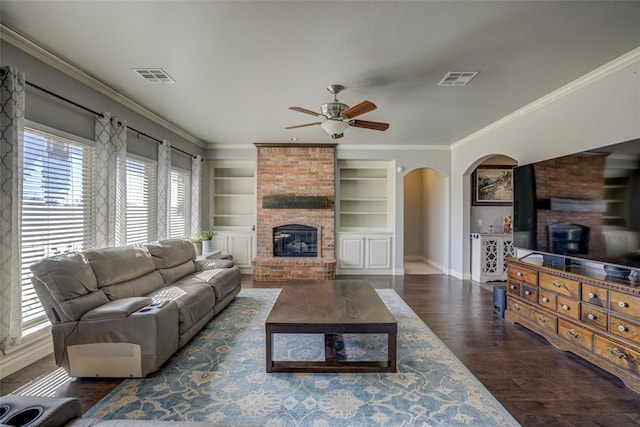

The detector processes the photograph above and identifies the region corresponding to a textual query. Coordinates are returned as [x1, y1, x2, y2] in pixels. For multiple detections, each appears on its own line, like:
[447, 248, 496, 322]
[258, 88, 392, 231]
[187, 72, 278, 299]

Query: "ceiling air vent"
[438, 71, 478, 87]
[133, 68, 175, 84]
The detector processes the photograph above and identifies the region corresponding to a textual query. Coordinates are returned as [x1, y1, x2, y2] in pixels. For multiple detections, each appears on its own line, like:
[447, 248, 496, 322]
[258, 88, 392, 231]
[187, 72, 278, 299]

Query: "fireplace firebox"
[273, 224, 318, 257]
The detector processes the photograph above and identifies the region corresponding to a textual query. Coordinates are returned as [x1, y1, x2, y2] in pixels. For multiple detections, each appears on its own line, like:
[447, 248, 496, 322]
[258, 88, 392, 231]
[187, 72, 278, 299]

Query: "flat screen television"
[513, 138, 640, 277]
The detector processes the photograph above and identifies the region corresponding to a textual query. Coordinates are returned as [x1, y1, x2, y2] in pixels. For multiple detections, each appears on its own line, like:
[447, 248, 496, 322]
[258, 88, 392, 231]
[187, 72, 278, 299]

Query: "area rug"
[85, 289, 518, 426]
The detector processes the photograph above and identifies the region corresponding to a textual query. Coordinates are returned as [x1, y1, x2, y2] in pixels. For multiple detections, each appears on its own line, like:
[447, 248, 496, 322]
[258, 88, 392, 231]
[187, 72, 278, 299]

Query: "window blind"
[21, 128, 95, 330]
[126, 157, 157, 244]
[169, 168, 190, 239]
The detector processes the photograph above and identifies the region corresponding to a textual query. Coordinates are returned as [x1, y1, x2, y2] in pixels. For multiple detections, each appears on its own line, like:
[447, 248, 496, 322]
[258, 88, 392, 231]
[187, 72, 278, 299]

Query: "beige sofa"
[30, 239, 241, 378]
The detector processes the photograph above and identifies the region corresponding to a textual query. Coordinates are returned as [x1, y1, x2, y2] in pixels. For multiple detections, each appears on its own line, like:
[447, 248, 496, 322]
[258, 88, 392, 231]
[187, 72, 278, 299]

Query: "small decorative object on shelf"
[503, 215, 512, 234]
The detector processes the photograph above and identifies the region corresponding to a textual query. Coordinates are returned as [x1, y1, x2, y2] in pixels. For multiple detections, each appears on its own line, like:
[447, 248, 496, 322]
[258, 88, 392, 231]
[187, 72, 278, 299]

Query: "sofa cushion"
[101, 271, 165, 301]
[157, 260, 196, 286]
[85, 245, 156, 288]
[176, 267, 241, 302]
[30, 252, 110, 321]
[30, 252, 99, 301]
[195, 259, 234, 270]
[147, 284, 215, 334]
[146, 240, 197, 284]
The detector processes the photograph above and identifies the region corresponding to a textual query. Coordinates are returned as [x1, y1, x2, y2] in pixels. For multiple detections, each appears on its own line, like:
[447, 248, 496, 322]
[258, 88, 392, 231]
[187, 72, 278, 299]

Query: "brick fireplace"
[252, 143, 337, 281]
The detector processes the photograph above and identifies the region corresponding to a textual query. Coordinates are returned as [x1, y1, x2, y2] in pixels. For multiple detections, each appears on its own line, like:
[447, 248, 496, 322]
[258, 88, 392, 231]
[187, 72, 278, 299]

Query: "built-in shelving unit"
[338, 160, 392, 231]
[603, 176, 629, 227]
[210, 160, 256, 230]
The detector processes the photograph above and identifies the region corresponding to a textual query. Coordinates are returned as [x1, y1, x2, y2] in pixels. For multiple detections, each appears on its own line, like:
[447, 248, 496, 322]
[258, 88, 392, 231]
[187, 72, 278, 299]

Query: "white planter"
[202, 239, 212, 254]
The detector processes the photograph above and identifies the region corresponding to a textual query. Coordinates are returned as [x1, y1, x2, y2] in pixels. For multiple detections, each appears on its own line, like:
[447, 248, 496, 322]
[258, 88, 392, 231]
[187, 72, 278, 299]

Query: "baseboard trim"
[0, 335, 53, 379]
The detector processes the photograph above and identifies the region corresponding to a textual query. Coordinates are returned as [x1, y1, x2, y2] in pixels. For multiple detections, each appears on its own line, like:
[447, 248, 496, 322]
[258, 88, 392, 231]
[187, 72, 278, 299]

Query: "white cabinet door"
[228, 233, 254, 269]
[338, 235, 366, 270]
[367, 235, 392, 270]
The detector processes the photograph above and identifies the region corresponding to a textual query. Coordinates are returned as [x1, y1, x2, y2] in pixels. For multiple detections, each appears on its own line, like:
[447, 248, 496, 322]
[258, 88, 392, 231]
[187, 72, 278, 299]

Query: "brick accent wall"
[534, 154, 606, 255]
[253, 143, 337, 281]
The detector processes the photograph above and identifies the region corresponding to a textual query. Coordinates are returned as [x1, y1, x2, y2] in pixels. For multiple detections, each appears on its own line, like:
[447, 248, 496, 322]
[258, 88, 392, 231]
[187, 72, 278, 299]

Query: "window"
[169, 168, 190, 239]
[126, 156, 157, 244]
[21, 127, 95, 331]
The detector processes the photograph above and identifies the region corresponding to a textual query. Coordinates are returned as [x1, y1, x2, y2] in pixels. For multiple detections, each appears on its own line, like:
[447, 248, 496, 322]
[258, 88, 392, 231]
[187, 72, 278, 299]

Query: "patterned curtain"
[156, 140, 171, 240]
[190, 155, 202, 237]
[0, 66, 25, 351]
[94, 113, 127, 248]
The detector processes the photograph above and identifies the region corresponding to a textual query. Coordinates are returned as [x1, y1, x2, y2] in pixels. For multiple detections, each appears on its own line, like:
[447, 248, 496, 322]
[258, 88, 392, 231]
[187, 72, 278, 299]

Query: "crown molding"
[0, 24, 205, 148]
[451, 47, 640, 150]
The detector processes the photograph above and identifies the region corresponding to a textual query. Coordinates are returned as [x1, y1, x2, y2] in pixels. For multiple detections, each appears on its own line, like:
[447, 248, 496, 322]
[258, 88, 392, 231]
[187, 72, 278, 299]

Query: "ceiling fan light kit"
[287, 84, 389, 139]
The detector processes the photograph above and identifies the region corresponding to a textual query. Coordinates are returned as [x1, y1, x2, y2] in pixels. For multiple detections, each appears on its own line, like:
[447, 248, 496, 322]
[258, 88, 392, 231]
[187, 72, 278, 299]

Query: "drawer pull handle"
[618, 301, 627, 308]
[562, 304, 569, 311]
[588, 293, 595, 299]
[587, 314, 595, 320]
[618, 325, 627, 332]
[552, 280, 564, 289]
[567, 329, 580, 338]
[513, 304, 521, 311]
[608, 347, 627, 359]
[517, 272, 523, 277]
[524, 290, 531, 296]
[537, 314, 546, 323]
[542, 297, 549, 303]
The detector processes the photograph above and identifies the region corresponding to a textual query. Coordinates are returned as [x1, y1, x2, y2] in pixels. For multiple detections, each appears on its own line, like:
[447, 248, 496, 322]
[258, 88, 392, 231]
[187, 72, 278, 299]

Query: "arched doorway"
[403, 168, 447, 274]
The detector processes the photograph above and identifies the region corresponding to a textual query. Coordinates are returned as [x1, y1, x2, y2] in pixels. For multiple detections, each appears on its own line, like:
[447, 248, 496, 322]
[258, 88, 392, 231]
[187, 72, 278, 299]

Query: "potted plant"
[195, 230, 215, 254]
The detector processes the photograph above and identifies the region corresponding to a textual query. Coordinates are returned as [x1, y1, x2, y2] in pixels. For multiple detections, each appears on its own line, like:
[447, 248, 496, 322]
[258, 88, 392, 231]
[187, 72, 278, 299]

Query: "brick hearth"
[253, 143, 337, 281]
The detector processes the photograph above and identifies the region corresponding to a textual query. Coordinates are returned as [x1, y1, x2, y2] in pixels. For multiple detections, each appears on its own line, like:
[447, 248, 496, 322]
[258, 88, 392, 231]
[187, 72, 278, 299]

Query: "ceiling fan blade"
[289, 106, 322, 117]
[350, 120, 389, 131]
[285, 122, 322, 129]
[332, 133, 344, 140]
[342, 100, 377, 118]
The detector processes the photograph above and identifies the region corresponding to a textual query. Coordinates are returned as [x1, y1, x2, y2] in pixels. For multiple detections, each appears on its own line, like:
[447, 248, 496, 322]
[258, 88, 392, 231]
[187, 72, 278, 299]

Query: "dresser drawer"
[610, 314, 640, 344]
[558, 319, 593, 351]
[530, 307, 557, 334]
[581, 305, 608, 331]
[557, 295, 580, 320]
[595, 335, 640, 374]
[507, 281, 521, 296]
[521, 284, 538, 304]
[610, 290, 640, 318]
[539, 289, 557, 311]
[507, 296, 529, 318]
[508, 265, 537, 285]
[539, 272, 580, 299]
[581, 283, 607, 308]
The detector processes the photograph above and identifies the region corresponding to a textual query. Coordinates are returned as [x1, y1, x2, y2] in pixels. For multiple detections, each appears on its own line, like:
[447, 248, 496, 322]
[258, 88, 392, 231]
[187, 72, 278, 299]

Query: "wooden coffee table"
[265, 280, 397, 373]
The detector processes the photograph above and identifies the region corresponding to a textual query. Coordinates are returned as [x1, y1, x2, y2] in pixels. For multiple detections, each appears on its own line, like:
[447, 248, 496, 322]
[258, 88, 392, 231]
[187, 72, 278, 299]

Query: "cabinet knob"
[542, 297, 549, 303]
[608, 347, 627, 359]
[618, 325, 627, 332]
[587, 314, 595, 320]
[562, 304, 569, 311]
[588, 293, 595, 299]
[618, 301, 627, 308]
[524, 290, 531, 296]
[510, 285, 516, 290]
[517, 271, 523, 277]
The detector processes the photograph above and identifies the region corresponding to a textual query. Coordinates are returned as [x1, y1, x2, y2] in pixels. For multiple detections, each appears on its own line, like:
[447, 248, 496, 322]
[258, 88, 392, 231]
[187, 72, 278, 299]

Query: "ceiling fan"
[286, 84, 389, 139]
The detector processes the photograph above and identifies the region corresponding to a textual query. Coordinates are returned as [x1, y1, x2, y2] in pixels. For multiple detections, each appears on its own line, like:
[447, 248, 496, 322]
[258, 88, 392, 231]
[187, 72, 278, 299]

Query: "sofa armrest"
[195, 259, 234, 271]
[81, 297, 152, 321]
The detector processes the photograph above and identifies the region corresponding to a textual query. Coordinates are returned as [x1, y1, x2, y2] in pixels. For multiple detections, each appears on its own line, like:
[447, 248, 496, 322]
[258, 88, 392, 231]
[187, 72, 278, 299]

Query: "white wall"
[423, 169, 447, 271]
[404, 170, 425, 257]
[449, 49, 640, 279]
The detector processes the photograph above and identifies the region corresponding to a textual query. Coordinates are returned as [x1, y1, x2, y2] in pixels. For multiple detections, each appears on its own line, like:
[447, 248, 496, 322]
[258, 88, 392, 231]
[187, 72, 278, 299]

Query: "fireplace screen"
[273, 224, 318, 257]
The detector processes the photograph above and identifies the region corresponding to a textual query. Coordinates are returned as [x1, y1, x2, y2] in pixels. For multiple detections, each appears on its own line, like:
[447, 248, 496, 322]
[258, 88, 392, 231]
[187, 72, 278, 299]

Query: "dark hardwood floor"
[2, 274, 639, 426]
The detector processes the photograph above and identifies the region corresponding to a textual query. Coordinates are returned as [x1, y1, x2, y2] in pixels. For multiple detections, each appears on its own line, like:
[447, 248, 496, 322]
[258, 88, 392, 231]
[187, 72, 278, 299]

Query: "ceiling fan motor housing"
[321, 102, 349, 119]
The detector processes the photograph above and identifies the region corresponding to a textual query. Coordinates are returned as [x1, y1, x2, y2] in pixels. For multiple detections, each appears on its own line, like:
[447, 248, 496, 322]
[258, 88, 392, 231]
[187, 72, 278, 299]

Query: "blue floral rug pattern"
[85, 289, 518, 426]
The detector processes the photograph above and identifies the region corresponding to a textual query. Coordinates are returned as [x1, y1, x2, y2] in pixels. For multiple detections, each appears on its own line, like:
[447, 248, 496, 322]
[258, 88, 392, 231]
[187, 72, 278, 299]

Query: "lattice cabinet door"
[471, 233, 514, 282]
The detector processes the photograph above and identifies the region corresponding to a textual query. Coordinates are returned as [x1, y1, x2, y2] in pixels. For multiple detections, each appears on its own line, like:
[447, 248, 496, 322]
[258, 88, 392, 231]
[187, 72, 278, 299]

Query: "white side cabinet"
[471, 233, 514, 282]
[337, 233, 392, 274]
[212, 232, 255, 272]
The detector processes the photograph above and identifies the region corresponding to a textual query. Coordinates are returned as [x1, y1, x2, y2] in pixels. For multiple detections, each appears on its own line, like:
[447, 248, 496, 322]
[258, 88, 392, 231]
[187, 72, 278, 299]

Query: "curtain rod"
[26, 81, 199, 160]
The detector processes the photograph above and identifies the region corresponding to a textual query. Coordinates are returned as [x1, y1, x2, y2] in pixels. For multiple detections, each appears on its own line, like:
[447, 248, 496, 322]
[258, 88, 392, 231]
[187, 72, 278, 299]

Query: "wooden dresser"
[505, 257, 640, 394]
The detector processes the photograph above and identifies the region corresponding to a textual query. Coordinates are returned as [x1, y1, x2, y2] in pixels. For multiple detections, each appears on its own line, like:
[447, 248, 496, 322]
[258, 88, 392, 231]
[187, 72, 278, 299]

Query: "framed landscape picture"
[472, 165, 513, 206]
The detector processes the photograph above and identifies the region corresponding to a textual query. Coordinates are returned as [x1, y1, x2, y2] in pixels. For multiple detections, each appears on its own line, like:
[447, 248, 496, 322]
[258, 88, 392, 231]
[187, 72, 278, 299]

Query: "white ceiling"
[1, 1, 639, 147]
